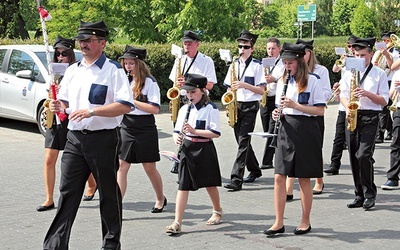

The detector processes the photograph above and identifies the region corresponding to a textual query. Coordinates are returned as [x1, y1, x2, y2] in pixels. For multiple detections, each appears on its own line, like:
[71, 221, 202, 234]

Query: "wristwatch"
[89, 109, 95, 117]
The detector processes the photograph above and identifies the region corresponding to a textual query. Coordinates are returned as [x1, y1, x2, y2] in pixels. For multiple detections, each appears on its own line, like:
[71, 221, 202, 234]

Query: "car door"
[0, 49, 43, 120]
[0, 48, 8, 114]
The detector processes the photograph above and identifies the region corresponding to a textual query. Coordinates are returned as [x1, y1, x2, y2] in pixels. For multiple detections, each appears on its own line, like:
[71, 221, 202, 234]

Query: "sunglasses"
[238, 45, 251, 49]
[55, 51, 68, 57]
[347, 44, 353, 48]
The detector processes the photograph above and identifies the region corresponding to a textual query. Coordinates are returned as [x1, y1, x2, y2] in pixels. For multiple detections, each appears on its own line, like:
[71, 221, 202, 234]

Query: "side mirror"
[16, 70, 35, 81]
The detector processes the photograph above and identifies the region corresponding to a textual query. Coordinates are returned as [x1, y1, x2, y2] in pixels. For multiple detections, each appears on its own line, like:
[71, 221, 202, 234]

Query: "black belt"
[357, 110, 381, 115]
[71, 129, 114, 134]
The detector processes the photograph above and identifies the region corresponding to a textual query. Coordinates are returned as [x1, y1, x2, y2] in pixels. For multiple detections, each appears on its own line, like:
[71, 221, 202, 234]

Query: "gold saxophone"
[167, 57, 182, 122]
[43, 75, 58, 129]
[221, 57, 238, 127]
[388, 88, 399, 112]
[260, 65, 270, 107]
[347, 70, 359, 131]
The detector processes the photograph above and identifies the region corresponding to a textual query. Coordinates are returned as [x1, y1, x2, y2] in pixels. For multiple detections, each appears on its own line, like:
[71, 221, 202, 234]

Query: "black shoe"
[243, 174, 261, 183]
[151, 197, 167, 213]
[347, 198, 364, 208]
[263, 226, 285, 236]
[224, 182, 242, 191]
[260, 164, 274, 170]
[375, 132, 384, 143]
[385, 134, 393, 140]
[286, 194, 294, 201]
[83, 187, 97, 201]
[324, 166, 339, 175]
[313, 184, 324, 195]
[363, 198, 375, 210]
[293, 225, 311, 235]
[36, 203, 55, 212]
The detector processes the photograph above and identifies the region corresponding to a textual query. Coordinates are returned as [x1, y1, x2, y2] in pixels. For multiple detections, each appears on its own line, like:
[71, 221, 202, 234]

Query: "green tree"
[0, 0, 29, 39]
[314, 0, 333, 36]
[350, 2, 377, 37]
[372, 0, 400, 35]
[276, 0, 307, 38]
[330, 0, 361, 36]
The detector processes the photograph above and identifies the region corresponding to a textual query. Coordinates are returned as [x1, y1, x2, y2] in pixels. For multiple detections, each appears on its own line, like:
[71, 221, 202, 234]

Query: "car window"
[0, 49, 6, 71]
[35, 51, 53, 72]
[7, 50, 44, 82]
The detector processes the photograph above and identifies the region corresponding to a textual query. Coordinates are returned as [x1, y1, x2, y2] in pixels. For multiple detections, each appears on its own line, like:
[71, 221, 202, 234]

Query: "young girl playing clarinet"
[264, 43, 325, 236]
[166, 73, 222, 235]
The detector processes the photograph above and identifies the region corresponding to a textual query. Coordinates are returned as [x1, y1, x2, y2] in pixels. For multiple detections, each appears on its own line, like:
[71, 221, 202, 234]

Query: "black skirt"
[274, 115, 323, 178]
[178, 140, 222, 191]
[44, 116, 69, 150]
[119, 114, 160, 163]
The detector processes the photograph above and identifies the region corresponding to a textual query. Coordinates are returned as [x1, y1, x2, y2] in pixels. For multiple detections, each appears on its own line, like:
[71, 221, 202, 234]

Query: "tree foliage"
[0, 0, 29, 39]
[330, 0, 362, 36]
[372, 0, 400, 34]
[350, 2, 377, 38]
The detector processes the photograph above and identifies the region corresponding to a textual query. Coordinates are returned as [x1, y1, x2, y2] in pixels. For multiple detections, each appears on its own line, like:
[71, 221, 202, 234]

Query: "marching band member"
[340, 38, 389, 210]
[166, 73, 222, 235]
[285, 39, 331, 199]
[223, 30, 265, 191]
[259, 37, 285, 170]
[374, 31, 399, 143]
[325, 35, 358, 175]
[117, 45, 166, 213]
[264, 43, 325, 236]
[381, 72, 400, 190]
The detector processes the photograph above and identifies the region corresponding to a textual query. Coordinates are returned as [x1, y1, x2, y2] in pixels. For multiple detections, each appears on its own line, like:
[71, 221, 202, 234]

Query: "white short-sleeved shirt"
[223, 57, 266, 102]
[169, 51, 217, 84]
[59, 54, 134, 130]
[128, 76, 160, 115]
[390, 70, 400, 108]
[313, 64, 332, 101]
[173, 102, 220, 137]
[275, 73, 326, 116]
[267, 58, 285, 97]
[340, 64, 389, 110]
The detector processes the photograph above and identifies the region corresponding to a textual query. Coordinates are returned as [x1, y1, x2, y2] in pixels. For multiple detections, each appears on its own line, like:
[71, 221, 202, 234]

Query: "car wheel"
[37, 105, 47, 136]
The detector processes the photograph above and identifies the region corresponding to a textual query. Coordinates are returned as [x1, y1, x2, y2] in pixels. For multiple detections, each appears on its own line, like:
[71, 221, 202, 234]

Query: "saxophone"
[221, 57, 238, 127]
[260, 65, 270, 107]
[167, 56, 182, 122]
[347, 70, 359, 131]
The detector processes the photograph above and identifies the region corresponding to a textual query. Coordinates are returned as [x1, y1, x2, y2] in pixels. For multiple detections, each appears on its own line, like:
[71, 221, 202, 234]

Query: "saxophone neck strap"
[359, 63, 373, 86]
[182, 51, 199, 76]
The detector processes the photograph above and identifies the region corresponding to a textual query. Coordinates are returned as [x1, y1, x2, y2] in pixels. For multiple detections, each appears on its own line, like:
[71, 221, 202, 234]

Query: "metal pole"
[312, 21, 314, 40]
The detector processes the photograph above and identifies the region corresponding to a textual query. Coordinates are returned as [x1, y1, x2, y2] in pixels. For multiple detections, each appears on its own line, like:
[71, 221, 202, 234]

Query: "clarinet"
[170, 99, 193, 174]
[269, 70, 290, 148]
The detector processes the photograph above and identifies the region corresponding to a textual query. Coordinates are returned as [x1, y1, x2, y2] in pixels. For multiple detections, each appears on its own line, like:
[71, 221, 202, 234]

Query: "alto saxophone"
[167, 56, 182, 122]
[347, 70, 359, 131]
[221, 57, 238, 127]
[260, 65, 270, 107]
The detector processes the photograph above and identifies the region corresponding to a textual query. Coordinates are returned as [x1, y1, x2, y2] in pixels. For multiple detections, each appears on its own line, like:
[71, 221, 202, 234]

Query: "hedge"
[1, 38, 344, 103]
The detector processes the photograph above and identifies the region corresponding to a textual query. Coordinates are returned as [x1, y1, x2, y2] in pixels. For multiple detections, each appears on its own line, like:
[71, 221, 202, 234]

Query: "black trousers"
[387, 109, 400, 180]
[330, 110, 346, 169]
[259, 96, 276, 166]
[231, 101, 261, 183]
[43, 129, 122, 250]
[345, 110, 380, 200]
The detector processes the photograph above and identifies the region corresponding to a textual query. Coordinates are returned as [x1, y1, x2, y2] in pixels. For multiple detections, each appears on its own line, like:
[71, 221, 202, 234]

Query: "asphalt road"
[0, 103, 399, 249]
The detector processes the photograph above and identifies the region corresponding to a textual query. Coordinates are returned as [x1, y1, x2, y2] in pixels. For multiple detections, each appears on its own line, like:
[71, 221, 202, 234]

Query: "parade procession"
[1, 1, 400, 249]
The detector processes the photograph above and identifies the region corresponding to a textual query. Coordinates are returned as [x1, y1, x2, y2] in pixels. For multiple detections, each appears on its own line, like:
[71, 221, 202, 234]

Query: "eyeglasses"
[238, 45, 251, 49]
[78, 38, 103, 44]
[55, 51, 68, 57]
[347, 44, 353, 48]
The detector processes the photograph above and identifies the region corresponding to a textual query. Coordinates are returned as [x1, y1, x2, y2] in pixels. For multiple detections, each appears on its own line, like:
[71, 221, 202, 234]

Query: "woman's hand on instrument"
[173, 132, 182, 145]
[183, 123, 195, 135]
[272, 108, 279, 121]
[281, 96, 296, 109]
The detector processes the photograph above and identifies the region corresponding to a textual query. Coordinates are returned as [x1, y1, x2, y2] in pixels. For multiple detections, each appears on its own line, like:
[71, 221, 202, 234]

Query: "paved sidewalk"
[0, 103, 399, 249]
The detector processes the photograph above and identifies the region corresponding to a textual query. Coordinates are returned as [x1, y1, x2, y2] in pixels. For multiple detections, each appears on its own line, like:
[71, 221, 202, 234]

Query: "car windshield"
[35, 51, 83, 73]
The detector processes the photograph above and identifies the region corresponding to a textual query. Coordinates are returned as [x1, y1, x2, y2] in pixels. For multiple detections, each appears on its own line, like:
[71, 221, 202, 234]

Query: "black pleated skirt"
[178, 140, 222, 191]
[119, 114, 160, 163]
[274, 115, 323, 178]
[44, 116, 69, 150]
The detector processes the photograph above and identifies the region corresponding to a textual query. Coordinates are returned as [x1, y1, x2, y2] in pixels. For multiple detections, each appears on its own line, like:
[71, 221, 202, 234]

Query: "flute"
[170, 99, 193, 174]
[269, 70, 290, 148]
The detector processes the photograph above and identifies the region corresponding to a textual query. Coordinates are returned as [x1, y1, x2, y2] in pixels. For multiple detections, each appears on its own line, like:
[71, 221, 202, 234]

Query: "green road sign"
[297, 4, 316, 22]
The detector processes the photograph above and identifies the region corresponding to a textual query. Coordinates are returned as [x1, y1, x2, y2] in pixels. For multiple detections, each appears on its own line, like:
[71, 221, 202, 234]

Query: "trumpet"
[387, 88, 399, 112]
[326, 83, 340, 104]
[335, 58, 346, 68]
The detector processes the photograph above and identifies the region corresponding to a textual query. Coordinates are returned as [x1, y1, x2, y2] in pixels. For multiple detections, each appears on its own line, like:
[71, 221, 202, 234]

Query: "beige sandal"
[166, 221, 181, 234]
[206, 209, 223, 225]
